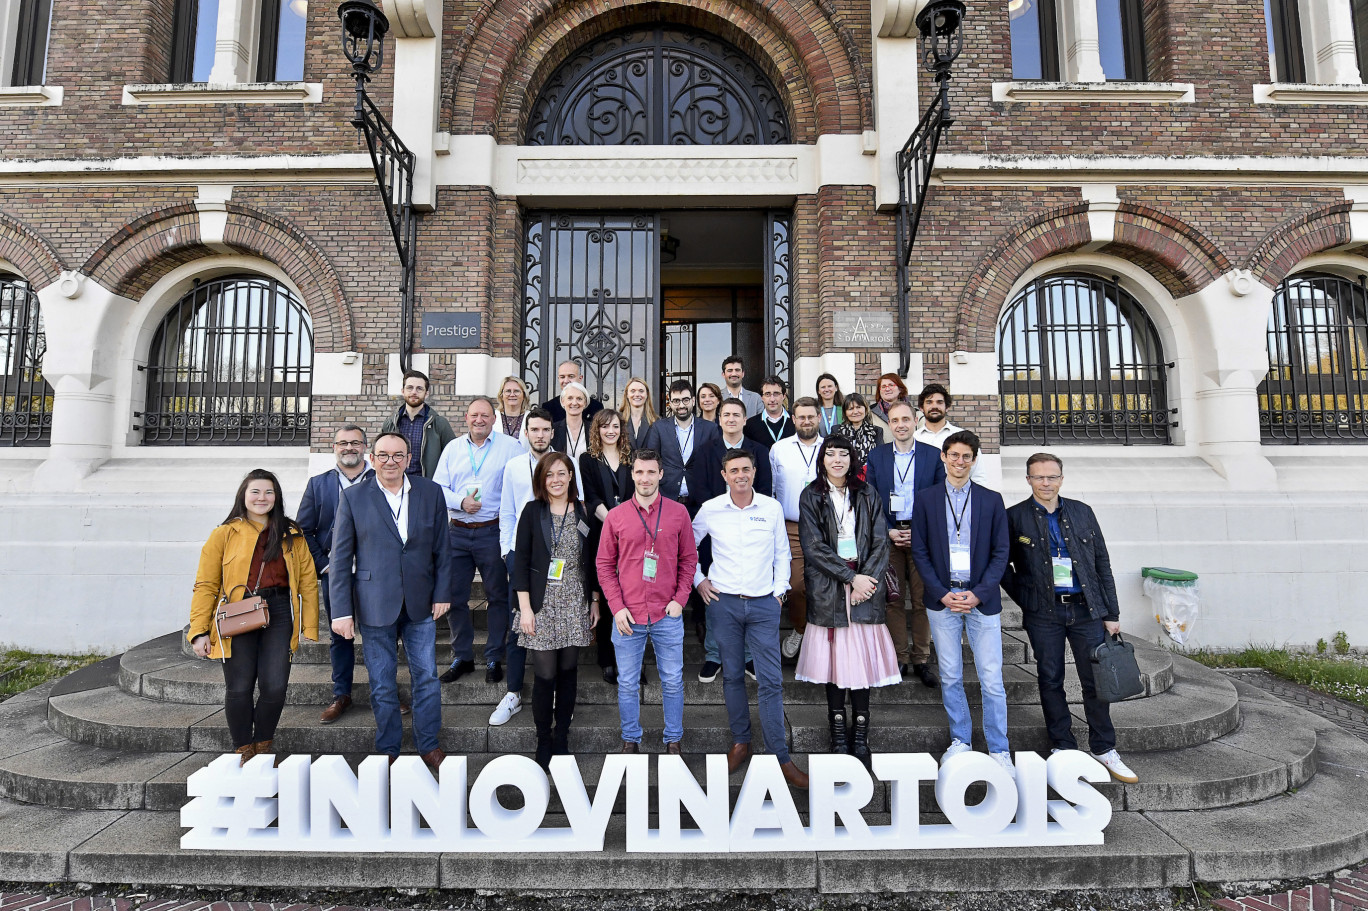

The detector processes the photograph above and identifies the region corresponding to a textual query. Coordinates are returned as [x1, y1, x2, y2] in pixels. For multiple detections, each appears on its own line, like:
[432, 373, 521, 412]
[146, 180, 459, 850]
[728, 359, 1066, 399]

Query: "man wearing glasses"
[297, 424, 374, 724]
[1003, 453, 1139, 784]
[644, 380, 722, 516]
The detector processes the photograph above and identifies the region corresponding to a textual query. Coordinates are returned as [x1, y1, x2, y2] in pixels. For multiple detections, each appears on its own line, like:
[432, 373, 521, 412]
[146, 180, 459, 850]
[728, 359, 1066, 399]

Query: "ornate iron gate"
[764, 211, 792, 389]
[0, 274, 53, 446]
[521, 214, 660, 405]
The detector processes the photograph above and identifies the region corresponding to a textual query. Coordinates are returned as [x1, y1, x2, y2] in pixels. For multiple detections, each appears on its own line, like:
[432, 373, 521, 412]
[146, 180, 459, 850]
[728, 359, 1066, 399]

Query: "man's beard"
[797, 427, 818, 441]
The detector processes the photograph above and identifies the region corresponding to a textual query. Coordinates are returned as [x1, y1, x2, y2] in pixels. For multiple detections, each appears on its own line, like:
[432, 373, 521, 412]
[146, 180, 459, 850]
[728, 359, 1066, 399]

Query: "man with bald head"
[540, 360, 604, 423]
[433, 396, 525, 683]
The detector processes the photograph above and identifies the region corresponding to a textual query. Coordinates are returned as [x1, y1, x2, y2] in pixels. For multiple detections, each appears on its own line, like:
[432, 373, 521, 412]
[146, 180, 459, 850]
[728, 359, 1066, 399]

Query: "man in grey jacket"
[380, 369, 456, 479]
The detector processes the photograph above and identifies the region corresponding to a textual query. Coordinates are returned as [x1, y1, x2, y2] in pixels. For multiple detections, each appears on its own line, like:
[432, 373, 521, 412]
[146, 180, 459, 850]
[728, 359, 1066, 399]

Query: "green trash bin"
[1141, 566, 1200, 645]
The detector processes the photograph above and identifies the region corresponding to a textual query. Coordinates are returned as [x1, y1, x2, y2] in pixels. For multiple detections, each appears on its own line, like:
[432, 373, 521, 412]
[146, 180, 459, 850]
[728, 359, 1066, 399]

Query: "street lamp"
[338, 0, 418, 371]
[894, 0, 966, 377]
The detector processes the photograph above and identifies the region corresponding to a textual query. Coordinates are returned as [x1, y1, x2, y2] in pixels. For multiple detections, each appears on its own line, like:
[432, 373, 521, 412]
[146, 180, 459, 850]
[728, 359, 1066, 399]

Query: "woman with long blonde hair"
[492, 375, 532, 446]
[618, 376, 658, 449]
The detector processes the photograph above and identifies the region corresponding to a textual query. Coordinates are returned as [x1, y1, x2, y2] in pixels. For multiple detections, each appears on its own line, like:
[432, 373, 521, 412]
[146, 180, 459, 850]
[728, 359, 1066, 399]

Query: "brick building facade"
[0, 0, 1365, 651]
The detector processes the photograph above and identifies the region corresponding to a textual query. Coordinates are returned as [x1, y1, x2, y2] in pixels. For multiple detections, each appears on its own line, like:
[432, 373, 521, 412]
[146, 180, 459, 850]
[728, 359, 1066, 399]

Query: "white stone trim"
[382, 0, 441, 38]
[195, 184, 234, 251]
[122, 82, 323, 105]
[1299, 0, 1364, 85]
[793, 353, 856, 404]
[873, 0, 928, 38]
[0, 153, 373, 187]
[0, 84, 61, 106]
[1056, 0, 1105, 82]
[207, 0, 262, 85]
[1253, 82, 1368, 104]
[1345, 189, 1368, 247]
[936, 153, 1368, 185]
[313, 352, 364, 395]
[0, 0, 19, 88]
[453, 353, 518, 397]
[1080, 183, 1120, 250]
[991, 81, 1195, 103]
[389, 20, 443, 209]
[947, 351, 998, 397]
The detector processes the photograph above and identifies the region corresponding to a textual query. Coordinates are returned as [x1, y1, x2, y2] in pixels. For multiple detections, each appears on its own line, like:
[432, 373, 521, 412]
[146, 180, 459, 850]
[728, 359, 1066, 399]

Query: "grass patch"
[0, 649, 107, 701]
[1186, 645, 1368, 708]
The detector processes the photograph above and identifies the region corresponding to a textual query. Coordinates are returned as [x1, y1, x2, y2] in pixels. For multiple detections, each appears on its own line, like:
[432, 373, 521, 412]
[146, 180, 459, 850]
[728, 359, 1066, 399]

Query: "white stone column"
[384, 0, 443, 210]
[1177, 271, 1277, 489]
[871, 0, 925, 208]
[1301, 0, 1363, 84]
[207, 0, 261, 84]
[31, 273, 137, 489]
[1057, 0, 1106, 82]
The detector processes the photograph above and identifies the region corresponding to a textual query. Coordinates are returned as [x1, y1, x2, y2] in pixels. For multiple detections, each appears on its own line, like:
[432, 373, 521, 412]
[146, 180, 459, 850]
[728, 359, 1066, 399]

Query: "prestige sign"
[181, 751, 1112, 853]
[421, 312, 481, 348]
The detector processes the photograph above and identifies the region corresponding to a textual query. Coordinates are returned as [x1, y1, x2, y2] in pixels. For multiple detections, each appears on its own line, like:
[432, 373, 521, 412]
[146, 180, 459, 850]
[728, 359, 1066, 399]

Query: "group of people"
[186, 355, 1138, 786]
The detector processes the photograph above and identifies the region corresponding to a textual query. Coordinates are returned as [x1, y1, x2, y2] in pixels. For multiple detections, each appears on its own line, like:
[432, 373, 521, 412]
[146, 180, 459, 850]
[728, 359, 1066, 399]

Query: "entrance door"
[661, 287, 764, 401]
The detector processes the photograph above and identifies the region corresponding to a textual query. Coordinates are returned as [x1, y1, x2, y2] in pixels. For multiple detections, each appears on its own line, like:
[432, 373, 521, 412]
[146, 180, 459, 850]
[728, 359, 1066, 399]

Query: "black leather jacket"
[1003, 497, 1120, 622]
[798, 483, 890, 627]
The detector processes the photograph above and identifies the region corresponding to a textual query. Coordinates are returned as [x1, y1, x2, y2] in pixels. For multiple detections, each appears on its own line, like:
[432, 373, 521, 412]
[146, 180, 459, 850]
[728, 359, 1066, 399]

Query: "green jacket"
[380, 404, 456, 479]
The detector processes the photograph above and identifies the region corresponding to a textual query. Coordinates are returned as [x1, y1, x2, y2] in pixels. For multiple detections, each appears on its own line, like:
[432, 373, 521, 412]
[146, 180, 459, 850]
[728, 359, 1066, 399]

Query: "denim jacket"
[1003, 497, 1120, 622]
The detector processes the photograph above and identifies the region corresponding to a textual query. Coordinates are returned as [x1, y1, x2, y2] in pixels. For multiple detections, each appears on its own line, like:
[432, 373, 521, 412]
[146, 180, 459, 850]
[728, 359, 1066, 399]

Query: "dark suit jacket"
[579, 452, 631, 594]
[551, 420, 590, 460]
[909, 481, 1010, 616]
[511, 500, 593, 612]
[697, 437, 773, 500]
[624, 414, 655, 450]
[297, 466, 374, 574]
[744, 412, 795, 450]
[865, 442, 945, 528]
[328, 475, 454, 627]
[541, 396, 604, 424]
[643, 417, 721, 504]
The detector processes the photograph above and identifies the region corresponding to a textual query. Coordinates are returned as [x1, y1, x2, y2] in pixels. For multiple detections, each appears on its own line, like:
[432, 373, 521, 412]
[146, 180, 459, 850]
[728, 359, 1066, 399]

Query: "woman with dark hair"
[188, 469, 320, 765]
[832, 392, 884, 463]
[580, 408, 634, 684]
[697, 382, 723, 424]
[795, 437, 897, 770]
[512, 452, 598, 768]
[869, 373, 908, 434]
[815, 373, 844, 437]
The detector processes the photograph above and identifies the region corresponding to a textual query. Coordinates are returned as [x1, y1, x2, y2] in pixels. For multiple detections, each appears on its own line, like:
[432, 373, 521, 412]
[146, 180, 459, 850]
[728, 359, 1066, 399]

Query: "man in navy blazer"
[865, 400, 945, 685]
[910, 429, 1013, 773]
[645, 379, 722, 515]
[330, 432, 453, 770]
[297, 423, 373, 724]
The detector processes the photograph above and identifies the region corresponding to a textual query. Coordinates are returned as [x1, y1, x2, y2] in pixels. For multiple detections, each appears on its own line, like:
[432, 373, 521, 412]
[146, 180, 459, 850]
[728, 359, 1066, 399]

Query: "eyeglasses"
[669, 398, 692, 405]
[1027, 474, 1063, 482]
[945, 454, 976, 463]
[333, 441, 365, 449]
[373, 453, 408, 463]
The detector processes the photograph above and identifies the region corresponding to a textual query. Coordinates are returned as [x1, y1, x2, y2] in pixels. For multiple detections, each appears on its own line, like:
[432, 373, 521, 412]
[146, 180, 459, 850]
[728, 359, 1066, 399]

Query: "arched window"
[998, 273, 1172, 444]
[1259, 271, 1368, 443]
[142, 274, 312, 446]
[0, 273, 52, 446]
[526, 25, 791, 146]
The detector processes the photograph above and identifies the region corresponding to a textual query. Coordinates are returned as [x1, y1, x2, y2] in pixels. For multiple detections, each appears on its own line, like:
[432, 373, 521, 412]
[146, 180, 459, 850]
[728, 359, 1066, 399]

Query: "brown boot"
[620, 741, 640, 753]
[319, 695, 352, 724]
[252, 740, 283, 768]
[727, 742, 751, 773]
[780, 760, 809, 790]
[234, 743, 257, 767]
[421, 748, 446, 772]
[665, 741, 682, 755]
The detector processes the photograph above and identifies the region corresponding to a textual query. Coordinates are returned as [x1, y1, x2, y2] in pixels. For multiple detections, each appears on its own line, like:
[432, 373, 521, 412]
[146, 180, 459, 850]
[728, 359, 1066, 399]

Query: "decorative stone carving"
[874, 0, 929, 38]
[516, 156, 800, 186]
[1226, 269, 1256, 297]
[381, 0, 440, 38]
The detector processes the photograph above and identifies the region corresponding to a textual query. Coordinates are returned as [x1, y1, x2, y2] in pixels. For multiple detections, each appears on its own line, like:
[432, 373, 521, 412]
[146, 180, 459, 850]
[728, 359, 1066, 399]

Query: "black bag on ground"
[1091, 633, 1145, 702]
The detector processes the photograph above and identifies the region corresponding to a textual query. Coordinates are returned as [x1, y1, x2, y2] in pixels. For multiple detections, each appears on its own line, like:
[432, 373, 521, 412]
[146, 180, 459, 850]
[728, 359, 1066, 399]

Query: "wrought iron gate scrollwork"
[0, 274, 53, 446]
[764, 211, 793, 389]
[526, 25, 791, 147]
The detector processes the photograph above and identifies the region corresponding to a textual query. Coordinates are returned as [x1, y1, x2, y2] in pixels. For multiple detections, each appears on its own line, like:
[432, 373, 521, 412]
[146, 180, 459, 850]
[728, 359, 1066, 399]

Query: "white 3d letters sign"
[181, 751, 1112, 852]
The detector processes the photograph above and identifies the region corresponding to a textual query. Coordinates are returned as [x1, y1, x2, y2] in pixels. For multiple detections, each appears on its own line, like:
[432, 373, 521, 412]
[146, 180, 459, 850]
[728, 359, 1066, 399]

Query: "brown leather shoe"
[387, 754, 399, 766]
[727, 742, 751, 773]
[235, 743, 256, 767]
[620, 741, 640, 753]
[421, 748, 446, 771]
[319, 695, 352, 724]
[665, 741, 682, 755]
[780, 760, 809, 790]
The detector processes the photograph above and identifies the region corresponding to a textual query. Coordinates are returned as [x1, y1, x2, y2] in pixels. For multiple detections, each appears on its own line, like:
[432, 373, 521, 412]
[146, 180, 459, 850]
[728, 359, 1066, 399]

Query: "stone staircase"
[2, 600, 1368, 898]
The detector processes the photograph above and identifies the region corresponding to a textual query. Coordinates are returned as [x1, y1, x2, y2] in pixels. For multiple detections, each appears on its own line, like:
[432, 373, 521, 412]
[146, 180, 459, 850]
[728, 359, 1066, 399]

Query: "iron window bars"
[0, 274, 53, 446]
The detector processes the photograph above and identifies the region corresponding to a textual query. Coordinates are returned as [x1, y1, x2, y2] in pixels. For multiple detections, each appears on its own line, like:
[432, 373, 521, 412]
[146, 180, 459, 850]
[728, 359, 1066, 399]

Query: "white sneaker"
[1093, 749, 1139, 783]
[781, 629, 804, 659]
[990, 751, 1014, 774]
[488, 691, 521, 726]
[940, 739, 972, 766]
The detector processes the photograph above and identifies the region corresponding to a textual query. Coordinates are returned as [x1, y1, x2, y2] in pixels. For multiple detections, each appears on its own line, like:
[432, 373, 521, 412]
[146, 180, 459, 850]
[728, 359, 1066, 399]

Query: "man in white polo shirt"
[769, 396, 822, 658]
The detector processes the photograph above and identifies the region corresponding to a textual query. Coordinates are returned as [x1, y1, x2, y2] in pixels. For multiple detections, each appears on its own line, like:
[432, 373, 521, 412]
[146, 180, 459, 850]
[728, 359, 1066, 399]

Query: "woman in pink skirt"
[795, 435, 899, 769]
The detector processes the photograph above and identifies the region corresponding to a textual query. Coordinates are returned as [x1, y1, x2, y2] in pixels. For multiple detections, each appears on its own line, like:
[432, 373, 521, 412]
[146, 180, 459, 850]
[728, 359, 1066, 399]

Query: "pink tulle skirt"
[795, 621, 901, 689]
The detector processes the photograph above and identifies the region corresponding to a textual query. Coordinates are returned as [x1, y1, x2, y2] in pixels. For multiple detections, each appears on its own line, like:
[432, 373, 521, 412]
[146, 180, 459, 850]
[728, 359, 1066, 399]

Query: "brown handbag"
[214, 563, 270, 648]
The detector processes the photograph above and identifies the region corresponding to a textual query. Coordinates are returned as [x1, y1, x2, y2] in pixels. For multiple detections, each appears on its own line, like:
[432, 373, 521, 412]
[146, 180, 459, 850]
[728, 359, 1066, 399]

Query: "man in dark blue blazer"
[910, 430, 1012, 772]
[865, 400, 945, 685]
[645, 380, 722, 516]
[330, 432, 454, 770]
[297, 423, 373, 724]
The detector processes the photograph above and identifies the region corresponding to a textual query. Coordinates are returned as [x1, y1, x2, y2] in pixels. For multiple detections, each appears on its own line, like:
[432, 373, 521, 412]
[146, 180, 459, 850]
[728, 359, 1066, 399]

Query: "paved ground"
[1222, 668, 1368, 743]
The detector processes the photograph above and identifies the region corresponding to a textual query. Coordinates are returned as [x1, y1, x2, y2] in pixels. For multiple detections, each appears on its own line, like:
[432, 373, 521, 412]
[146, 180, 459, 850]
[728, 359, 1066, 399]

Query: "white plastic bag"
[1144, 576, 1200, 646]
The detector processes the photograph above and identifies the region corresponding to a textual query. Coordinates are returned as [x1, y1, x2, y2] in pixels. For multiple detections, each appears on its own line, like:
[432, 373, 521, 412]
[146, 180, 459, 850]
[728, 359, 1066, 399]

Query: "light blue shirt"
[675, 419, 695, 498]
[945, 479, 973, 583]
[433, 432, 524, 522]
[892, 443, 917, 521]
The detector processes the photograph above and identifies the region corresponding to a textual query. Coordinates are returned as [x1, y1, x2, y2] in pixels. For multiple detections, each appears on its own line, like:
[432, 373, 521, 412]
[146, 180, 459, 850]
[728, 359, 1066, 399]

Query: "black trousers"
[221, 592, 294, 748]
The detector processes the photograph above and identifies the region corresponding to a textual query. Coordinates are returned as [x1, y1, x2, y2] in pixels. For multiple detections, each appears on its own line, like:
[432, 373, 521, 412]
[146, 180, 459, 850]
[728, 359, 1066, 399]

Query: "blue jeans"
[612, 613, 684, 745]
[703, 601, 752, 665]
[359, 611, 442, 756]
[504, 550, 527, 694]
[446, 523, 509, 665]
[1024, 601, 1115, 754]
[321, 580, 355, 698]
[711, 593, 788, 764]
[927, 606, 1009, 754]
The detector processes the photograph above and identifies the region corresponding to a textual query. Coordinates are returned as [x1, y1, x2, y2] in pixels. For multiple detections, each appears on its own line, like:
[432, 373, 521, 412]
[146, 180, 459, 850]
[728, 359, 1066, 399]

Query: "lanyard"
[564, 423, 584, 459]
[633, 497, 664, 548]
[549, 506, 573, 550]
[676, 420, 694, 458]
[832, 487, 852, 531]
[797, 440, 818, 473]
[466, 438, 491, 477]
[501, 412, 523, 438]
[765, 413, 789, 443]
[384, 480, 408, 524]
[894, 445, 915, 486]
[1047, 511, 1067, 557]
[821, 406, 837, 434]
[946, 482, 971, 541]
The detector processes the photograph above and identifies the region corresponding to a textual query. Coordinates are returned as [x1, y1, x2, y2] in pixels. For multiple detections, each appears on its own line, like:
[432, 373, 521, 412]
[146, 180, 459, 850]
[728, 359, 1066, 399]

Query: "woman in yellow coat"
[188, 468, 319, 764]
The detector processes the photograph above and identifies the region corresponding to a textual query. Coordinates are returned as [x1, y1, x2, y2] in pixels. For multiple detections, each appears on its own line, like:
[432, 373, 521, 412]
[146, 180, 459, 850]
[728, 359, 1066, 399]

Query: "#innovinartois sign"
[180, 751, 1112, 853]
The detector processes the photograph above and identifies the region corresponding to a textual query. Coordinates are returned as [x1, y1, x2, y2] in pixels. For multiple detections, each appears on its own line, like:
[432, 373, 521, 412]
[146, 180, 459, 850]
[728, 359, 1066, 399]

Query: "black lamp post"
[894, 0, 966, 377]
[339, 0, 418, 371]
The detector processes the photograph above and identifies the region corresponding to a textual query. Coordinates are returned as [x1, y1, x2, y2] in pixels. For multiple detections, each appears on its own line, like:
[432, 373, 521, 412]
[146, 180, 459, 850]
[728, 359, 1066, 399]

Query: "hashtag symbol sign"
[181, 753, 282, 849]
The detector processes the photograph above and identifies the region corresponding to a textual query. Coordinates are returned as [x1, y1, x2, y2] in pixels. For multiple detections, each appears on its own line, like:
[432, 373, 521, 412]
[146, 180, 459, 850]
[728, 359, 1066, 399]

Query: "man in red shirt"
[597, 449, 699, 754]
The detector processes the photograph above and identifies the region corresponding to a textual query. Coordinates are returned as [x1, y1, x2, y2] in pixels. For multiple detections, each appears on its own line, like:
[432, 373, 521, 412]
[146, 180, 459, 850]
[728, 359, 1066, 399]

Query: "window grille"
[0, 274, 52, 446]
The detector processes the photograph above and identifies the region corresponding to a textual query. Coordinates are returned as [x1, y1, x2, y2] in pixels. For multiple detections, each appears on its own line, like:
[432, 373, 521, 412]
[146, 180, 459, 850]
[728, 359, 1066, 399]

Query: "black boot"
[552, 666, 578, 756]
[851, 713, 872, 770]
[532, 676, 554, 770]
[828, 710, 849, 754]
